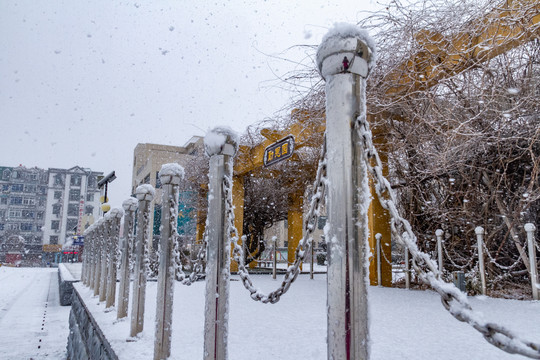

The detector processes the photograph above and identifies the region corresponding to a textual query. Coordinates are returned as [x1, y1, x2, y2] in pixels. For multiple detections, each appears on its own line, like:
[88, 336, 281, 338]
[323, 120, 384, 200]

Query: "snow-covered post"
[154, 163, 184, 360]
[93, 219, 103, 296]
[525, 223, 538, 300]
[203, 127, 238, 360]
[310, 238, 315, 280]
[118, 198, 138, 319]
[99, 218, 109, 302]
[130, 184, 155, 337]
[316, 24, 374, 360]
[81, 227, 90, 285]
[106, 208, 123, 309]
[405, 248, 410, 290]
[272, 236, 277, 280]
[436, 229, 444, 278]
[376, 233, 382, 286]
[475, 226, 487, 296]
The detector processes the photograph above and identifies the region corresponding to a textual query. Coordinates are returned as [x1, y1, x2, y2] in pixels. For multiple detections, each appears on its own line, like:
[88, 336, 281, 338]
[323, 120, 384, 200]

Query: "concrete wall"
[66, 289, 118, 360]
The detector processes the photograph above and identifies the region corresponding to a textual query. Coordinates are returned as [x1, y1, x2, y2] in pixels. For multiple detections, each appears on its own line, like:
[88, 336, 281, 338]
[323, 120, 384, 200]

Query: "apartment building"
[0, 166, 48, 264]
[132, 137, 203, 247]
[42, 166, 103, 248]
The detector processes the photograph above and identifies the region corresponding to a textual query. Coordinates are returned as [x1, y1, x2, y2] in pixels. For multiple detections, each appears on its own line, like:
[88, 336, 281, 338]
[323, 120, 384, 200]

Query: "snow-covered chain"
[227, 138, 327, 304]
[357, 113, 540, 358]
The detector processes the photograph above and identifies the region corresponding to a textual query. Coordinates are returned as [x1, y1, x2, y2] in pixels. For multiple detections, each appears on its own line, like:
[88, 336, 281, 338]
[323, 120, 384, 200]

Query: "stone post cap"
[316, 23, 375, 80]
[122, 197, 139, 212]
[109, 207, 124, 218]
[159, 163, 185, 185]
[135, 184, 155, 201]
[524, 223, 536, 232]
[475, 226, 484, 235]
[435, 229, 444, 237]
[204, 127, 239, 157]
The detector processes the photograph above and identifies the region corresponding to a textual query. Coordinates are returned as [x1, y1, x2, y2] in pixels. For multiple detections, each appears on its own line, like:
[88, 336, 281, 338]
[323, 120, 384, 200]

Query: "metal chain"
[225, 138, 327, 304]
[356, 115, 540, 358]
[172, 184, 207, 286]
[377, 234, 394, 267]
[442, 241, 477, 270]
[482, 242, 523, 271]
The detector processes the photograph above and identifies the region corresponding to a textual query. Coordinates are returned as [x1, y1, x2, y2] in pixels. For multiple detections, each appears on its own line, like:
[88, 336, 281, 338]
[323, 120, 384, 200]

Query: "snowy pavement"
[0, 266, 71, 359]
[1, 266, 540, 359]
[78, 273, 540, 360]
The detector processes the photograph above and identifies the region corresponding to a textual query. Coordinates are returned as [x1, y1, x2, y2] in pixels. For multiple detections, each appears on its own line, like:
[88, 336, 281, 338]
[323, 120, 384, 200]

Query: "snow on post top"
[524, 223, 536, 232]
[316, 22, 376, 80]
[109, 207, 124, 218]
[475, 226, 484, 235]
[204, 126, 239, 157]
[159, 163, 185, 185]
[135, 184, 155, 201]
[435, 229, 444, 236]
[122, 197, 138, 211]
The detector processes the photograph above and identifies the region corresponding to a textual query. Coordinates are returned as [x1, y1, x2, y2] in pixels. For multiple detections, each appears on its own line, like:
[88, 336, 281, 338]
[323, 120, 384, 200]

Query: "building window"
[84, 205, 94, 215]
[22, 210, 34, 219]
[49, 236, 58, 245]
[88, 176, 96, 188]
[143, 173, 151, 184]
[2, 169, 11, 180]
[54, 191, 62, 199]
[10, 197, 22, 205]
[0, 224, 4, 231]
[24, 184, 37, 193]
[67, 204, 79, 216]
[155, 172, 162, 188]
[12, 170, 21, 179]
[39, 186, 47, 195]
[20, 223, 33, 231]
[0, 210, 5, 218]
[36, 211, 44, 220]
[69, 189, 80, 201]
[28, 173, 38, 181]
[53, 174, 64, 186]
[38, 196, 46, 206]
[22, 197, 35, 205]
[2, 184, 9, 191]
[70, 175, 82, 186]
[11, 184, 24, 192]
[52, 204, 61, 215]
[9, 210, 22, 218]
[51, 220, 60, 230]
[1, 197, 7, 205]
[66, 218, 78, 232]
[7, 223, 19, 230]
[86, 192, 95, 202]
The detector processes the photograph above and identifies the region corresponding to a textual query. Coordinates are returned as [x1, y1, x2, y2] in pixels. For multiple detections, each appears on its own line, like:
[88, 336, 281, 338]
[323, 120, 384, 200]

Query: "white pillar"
[525, 223, 538, 300]
[154, 164, 184, 360]
[475, 226, 487, 296]
[317, 25, 374, 360]
[203, 128, 238, 360]
[435, 229, 444, 278]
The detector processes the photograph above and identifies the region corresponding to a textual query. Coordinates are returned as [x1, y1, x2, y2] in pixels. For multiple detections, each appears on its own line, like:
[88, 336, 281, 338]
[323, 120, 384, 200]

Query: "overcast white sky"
[0, 0, 382, 207]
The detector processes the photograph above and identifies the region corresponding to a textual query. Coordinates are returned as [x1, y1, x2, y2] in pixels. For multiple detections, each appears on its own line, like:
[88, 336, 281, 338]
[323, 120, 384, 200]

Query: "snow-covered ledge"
[58, 263, 80, 306]
[67, 284, 119, 360]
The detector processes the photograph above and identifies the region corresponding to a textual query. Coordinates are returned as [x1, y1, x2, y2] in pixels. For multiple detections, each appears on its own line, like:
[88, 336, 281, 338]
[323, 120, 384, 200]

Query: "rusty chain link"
[356, 113, 540, 358]
[225, 138, 327, 304]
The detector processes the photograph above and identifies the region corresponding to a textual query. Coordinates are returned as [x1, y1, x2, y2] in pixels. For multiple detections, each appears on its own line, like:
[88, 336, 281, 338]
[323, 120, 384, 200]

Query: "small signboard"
[264, 136, 295, 167]
[72, 236, 85, 246]
[43, 244, 63, 253]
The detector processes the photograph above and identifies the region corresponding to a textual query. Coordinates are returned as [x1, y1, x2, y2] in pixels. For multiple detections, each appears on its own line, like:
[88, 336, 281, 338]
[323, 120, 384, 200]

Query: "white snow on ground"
[75, 273, 540, 360]
[0, 266, 72, 360]
[1, 266, 539, 359]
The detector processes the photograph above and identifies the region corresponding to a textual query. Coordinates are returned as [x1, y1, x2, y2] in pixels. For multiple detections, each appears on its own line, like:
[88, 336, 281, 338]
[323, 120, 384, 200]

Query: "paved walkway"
[0, 267, 71, 359]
